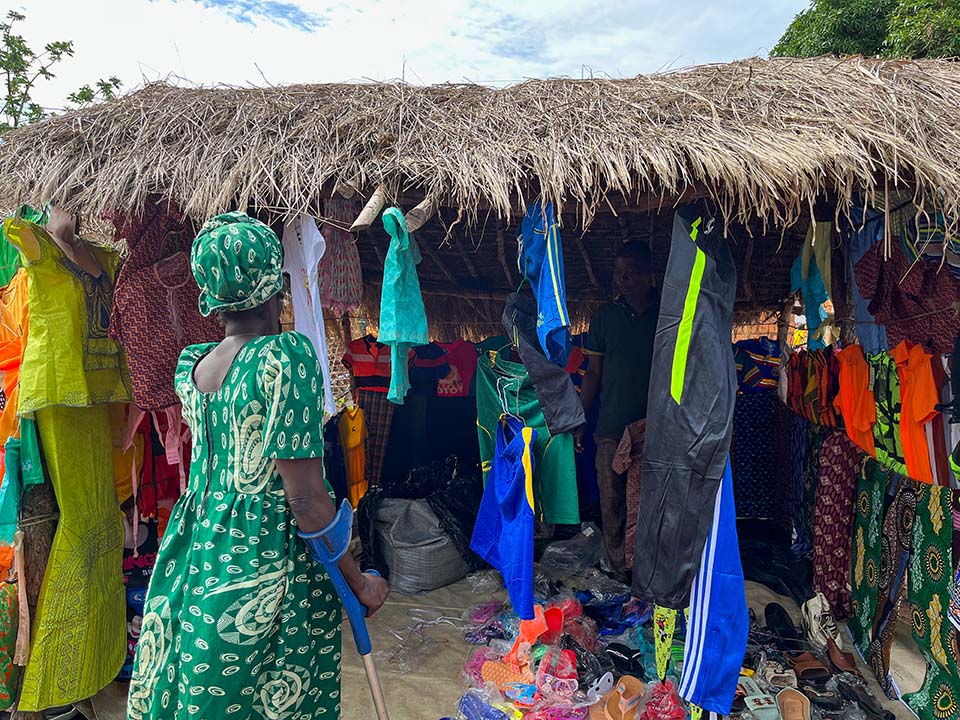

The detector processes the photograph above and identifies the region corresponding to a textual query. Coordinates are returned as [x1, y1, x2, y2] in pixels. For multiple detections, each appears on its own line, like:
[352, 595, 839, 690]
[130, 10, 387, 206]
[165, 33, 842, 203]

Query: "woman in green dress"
[127, 212, 388, 720]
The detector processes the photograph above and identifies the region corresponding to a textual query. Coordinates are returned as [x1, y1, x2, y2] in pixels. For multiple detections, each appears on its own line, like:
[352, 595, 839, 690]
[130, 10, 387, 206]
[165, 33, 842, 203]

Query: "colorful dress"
[3, 218, 130, 710]
[128, 331, 341, 720]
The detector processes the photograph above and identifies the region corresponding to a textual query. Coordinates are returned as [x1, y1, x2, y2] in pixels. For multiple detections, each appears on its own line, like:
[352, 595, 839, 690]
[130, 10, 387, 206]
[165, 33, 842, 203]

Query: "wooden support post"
[404, 196, 437, 233]
[497, 225, 515, 288]
[573, 235, 601, 288]
[349, 184, 387, 232]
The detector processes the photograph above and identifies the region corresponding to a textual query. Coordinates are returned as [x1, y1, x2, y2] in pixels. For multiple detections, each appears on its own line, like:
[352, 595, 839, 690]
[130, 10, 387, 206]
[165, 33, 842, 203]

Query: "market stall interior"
[0, 56, 956, 719]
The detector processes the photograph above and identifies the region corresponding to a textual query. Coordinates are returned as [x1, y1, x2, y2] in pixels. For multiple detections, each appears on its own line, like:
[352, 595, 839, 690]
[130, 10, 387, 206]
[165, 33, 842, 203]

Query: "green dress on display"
[128, 332, 342, 720]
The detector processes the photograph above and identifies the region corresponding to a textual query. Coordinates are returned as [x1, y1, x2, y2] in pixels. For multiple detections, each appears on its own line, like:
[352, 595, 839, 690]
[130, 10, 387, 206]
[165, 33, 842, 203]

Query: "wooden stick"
[404, 196, 437, 233]
[574, 235, 601, 288]
[350, 184, 387, 232]
[452, 232, 479, 279]
[497, 225, 515, 287]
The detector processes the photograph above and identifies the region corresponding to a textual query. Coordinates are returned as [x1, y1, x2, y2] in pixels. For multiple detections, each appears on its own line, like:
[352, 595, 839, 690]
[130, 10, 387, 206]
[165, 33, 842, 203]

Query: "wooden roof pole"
[497, 225, 515, 287]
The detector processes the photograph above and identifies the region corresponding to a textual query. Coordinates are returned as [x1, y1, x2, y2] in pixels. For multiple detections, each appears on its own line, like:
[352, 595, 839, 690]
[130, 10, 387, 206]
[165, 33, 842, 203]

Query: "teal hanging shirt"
[378, 208, 429, 404]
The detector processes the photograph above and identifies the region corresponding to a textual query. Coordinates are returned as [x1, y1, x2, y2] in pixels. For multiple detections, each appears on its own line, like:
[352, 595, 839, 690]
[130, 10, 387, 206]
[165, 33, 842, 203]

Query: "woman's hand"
[355, 573, 390, 617]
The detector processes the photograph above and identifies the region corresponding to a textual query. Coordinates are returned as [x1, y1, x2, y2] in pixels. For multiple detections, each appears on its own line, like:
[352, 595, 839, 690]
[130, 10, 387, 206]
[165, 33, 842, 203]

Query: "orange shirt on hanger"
[339, 405, 368, 506]
[891, 340, 939, 484]
[833, 344, 876, 457]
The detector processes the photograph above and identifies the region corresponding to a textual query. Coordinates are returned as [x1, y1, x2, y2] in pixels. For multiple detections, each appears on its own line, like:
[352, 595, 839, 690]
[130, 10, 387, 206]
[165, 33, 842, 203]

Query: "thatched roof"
[1, 56, 959, 228]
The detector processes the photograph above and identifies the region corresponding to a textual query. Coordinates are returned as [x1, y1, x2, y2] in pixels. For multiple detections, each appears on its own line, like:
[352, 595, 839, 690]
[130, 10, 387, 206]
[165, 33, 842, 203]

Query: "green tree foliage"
[0, 10, 121, 133]
[773, 0, 960, 59]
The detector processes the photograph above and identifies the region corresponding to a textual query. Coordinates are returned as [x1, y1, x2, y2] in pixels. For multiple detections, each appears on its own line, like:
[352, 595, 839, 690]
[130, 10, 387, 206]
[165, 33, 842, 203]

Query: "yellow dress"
[339, 405, 368, 506]
[3, 218, 129, 710]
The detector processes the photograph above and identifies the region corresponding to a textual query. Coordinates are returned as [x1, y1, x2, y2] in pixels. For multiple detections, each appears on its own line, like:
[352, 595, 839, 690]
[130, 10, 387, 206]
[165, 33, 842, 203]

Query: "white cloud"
[10, 0, 806, 110]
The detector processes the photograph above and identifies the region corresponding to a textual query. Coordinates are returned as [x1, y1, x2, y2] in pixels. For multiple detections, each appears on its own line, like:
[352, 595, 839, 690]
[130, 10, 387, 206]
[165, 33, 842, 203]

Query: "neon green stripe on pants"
[671, 217, 705, 405]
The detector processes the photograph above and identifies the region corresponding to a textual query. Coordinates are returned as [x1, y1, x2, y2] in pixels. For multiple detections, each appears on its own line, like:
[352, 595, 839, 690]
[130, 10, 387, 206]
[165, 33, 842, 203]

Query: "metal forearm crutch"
[299, 501, 390, 720]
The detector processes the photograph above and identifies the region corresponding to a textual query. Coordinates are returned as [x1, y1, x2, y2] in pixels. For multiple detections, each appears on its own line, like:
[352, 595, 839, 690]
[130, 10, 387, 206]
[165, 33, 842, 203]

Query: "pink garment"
[612, 420, 645, 569]
[437, 341, 478, 398]
[319, 196, 363, 317]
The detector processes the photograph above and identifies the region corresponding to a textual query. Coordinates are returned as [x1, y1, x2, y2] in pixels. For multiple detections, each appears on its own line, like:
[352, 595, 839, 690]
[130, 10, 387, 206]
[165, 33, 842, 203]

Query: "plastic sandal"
[776, 687, 810, 720]
[836, 676, 895, 720]
[732, 675, 764, 713]
[765, 603, 805, 654]
[744, 694, 782, 720]
[758, 658, 798, 690]
[603, 675, 644, 720]
[802, 684, 843, 711]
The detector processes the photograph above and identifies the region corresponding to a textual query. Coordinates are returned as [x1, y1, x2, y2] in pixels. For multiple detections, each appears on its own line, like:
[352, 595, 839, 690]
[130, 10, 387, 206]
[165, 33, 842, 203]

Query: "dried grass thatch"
[1, 56, 959, 229]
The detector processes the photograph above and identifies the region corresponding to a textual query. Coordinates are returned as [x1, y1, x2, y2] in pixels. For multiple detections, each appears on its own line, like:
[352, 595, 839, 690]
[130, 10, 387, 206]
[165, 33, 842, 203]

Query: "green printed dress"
[128, 332, 341, 720]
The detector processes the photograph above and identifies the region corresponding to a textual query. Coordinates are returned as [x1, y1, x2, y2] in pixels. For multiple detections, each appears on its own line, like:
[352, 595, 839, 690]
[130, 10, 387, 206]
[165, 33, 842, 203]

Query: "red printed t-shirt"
[342, 335, 392, 392]
[892, 340, 940, 484]
[436, 341, 478, 397]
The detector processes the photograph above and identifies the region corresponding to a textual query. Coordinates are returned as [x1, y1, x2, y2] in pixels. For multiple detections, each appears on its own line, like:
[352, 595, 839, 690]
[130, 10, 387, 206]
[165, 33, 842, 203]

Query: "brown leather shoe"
[827, 638, 860, 675]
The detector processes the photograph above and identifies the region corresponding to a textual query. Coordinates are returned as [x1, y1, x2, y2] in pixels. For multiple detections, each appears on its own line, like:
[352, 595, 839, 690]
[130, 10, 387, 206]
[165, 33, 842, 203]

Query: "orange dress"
[892, 340, 939, 484]
[339, 405, 368, 506]
[833, 344, 876, 457]
[0, 269, 29, 480]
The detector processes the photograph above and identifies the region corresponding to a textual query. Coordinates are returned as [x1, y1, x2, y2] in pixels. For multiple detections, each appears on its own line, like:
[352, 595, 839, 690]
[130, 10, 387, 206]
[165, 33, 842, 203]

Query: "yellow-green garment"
[128, 332, 341, 720]
[3, 217, 129, 710]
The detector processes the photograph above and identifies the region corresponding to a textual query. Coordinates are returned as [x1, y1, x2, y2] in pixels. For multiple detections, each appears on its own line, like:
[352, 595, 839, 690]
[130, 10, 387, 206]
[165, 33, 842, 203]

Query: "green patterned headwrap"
[191, 211, 283, 317]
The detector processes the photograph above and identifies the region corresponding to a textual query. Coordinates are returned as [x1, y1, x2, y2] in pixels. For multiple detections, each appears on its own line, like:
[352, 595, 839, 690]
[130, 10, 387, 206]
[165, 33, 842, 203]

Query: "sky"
[12, 0, 808, 111]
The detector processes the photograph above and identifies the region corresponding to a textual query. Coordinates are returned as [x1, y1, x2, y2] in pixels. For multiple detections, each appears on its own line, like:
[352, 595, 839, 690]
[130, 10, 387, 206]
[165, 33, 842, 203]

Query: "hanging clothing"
[904, 484, 960, 720]
[20, 404, 125, 711]
[3, 217, 131, 415]
[892, 340, 939, 484]
[518, 200, 571, 366]
[843, 204, 888, 354]
[379, 208, 428, 404]
[0, 582, 17, 711]
[612, 420, 645, 571]
[356, 389, 395, 488]
[342, 335, 392, 393]
[0, 419, 43, 544]
[731, 392, 778, 519]
[128, 332, 341, 720]
[470, 414, 536, 620]
[868, 475, 917, 696]
[339, 405, 368, 506]
[408, 343, 450, 395]
[0, 204, 45, 289]
[790, 222, 833, 350]
[436, 340, 478, 398]
[322, 412, 349, 506]
[833, 344, 877, 456]
[929, 358, 953, 487]
[849, 459, 888, 657]
[868, 352, 908, 476]
[0, 268, 28, 480]
[476, 349, 579, 525]
[584, 298, 659, 441]
[281, 214, 337, 415]
[856, 242, 960, 353]
[678, 459, 748, 716]
[812, 431, 861, 621]
[632, 205, 738, 609]
[110, 249, 223, 410]
[733, 337, 781, 393]
[318, 195, 363, 316]
[503, 292, 584, 436]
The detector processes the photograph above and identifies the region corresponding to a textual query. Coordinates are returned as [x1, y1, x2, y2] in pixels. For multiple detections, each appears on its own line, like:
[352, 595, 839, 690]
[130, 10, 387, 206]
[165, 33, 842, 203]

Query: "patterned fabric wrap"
[190, 212, 282, 317]
[867, 475, 917, 696]
[849, 458, 887, 656]
[356, 389, 395, 488]
[813, 431, 862, 621]
[904, 484, 960, 720]
[788, 415, 810, 554]
[773, 402, 797, 535]
[0, 582, 18, 711]
[319, 196, 363, 316]
[731, 392, 777, 519]
[794, 423, 824, 559]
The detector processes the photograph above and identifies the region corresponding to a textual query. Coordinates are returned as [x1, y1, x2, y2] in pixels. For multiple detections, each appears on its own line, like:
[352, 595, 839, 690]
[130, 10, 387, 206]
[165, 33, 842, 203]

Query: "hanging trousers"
[631, 204, 738, 609]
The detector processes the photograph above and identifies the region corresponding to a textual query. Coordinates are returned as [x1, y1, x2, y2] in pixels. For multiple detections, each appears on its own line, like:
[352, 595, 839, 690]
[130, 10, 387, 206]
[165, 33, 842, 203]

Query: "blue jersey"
[470, 414, 537, 619]
[519, 200, 571, 366]
[678, 459, 749, 715]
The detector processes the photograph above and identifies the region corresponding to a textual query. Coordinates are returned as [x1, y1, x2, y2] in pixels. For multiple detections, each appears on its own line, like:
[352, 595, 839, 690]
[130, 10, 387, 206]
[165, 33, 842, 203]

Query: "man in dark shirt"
[577, 243, 658, 582]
